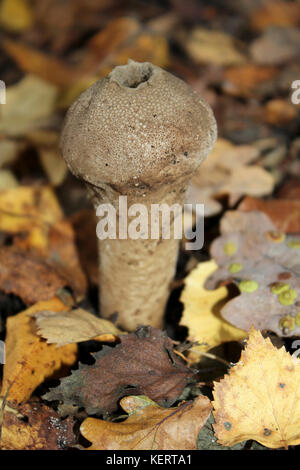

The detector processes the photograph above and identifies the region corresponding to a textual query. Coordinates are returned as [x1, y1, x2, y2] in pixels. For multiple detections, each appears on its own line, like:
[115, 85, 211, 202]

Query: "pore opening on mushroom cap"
[109, 60, 154, 89]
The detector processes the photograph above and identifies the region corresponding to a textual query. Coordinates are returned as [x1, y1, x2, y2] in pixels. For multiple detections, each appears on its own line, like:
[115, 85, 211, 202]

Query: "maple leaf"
[43, 326, 195, 416]
[213, 328, 300, 449]
[206, 210, 300, 337]
[80, 394, 212, 450]
[180, 260, 246, 356]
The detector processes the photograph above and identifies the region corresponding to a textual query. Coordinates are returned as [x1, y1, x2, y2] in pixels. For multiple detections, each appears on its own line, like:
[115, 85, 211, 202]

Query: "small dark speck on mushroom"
[264, 428, 272, 436]
[279, 383, 285, 388]
[184, 151, 188, 157]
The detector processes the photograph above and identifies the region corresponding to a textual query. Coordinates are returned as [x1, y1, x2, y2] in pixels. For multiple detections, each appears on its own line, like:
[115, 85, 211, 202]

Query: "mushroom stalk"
[61, 60, 217, 331]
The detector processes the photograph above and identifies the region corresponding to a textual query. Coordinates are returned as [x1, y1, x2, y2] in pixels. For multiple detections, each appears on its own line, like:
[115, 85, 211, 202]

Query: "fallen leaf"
[250, 26, 300, 65]
[0, 75, 58, 137]
[187, 138, 273, 215]
[1, 298, 77, 404]
[2, 39, 83, 88]
[182, 28, 246, 66]
[0, 170, 18, 189]
[250, 1, 300, 32]
[34, 308, 123, 346]
[180, 260, 246, 356]
[80, 394, 212, 450]
[223, 64, 279, 98]
[206, 210, 300, 337]
[239, 196, 300, 233]
[43, 326, 195, 416]
[0, 247, 72, 304]
[0, 400, 76, 450]
[0, 0, 33, 32]
[263, 99, 298, 126]
[213, 328, 300, 449]
[0, 139, 20, 168]
[0, 186, 87, 301]
[38, 147, 67, 186]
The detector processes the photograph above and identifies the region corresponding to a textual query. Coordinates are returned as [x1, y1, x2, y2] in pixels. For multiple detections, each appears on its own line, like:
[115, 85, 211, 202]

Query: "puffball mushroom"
[61, 60, 217, 331]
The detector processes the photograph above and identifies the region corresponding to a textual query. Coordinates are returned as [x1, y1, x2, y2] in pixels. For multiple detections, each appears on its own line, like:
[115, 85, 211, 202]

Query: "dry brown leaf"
[239, 196, 300, 234]
[250, 1, 300, 31]
[81, 394, 212, 450]
[1, 298, 77, 404]
[180, 260, 246, 357]
[223, 64, 279, 98]
[0, 400, 76, 450]
[263, 99, 298, 126]
[187, 138, 273, 215]
[2, 39, 83, 88]
[213, 328, 300, 449]
[34, 308, 123, 346]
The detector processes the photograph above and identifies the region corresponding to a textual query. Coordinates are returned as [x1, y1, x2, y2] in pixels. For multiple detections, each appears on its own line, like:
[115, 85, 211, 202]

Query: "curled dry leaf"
[206, 211, 300, 337]
[180, 260, 246, 357]
[43, 327, 195, 416]
[0, 400, 76, 450]
[34, 308, 123, 346]
[80, 394, 212, 450]
[250, 26, 300, 65]
[239, 196, 300, 234]
[1, 298, 77, 404]
[213, 328, 300, 449]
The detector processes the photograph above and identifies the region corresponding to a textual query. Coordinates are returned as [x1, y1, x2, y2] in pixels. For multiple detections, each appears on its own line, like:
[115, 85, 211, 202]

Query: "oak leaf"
[80, 394, 212, 450]
[180, 260, 246, 356]
[43, 326, 195, 416]
[213, 328, 300, 449]
[1, 298, 77, 404]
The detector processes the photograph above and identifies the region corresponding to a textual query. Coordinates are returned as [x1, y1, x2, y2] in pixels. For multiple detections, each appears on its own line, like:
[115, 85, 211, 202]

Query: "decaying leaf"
[187, 138, 274, 216]
[34, 308, 123, 346]
[206, 210, 300, 337]
[180, 260, 246, 356]
[43, 327, 195, 416]
[0, 400, 76, 450]
[0, 75, 58, 137]
[1, 298, 77, 404]
[80, 394, 212, 450]
[239, 196, 300, 233]
[0, 186, 87, 301]
[213, 328, 300, 449]
[0, 247, 72, 304]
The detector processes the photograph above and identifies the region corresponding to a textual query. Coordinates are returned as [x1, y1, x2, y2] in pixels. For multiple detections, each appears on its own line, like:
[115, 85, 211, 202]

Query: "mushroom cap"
[61, 60, 217, 190]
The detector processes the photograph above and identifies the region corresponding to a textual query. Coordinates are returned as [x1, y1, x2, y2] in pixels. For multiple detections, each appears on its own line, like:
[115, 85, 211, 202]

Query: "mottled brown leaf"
[43, 326, 195, 416]
[206, 211, 300, 337]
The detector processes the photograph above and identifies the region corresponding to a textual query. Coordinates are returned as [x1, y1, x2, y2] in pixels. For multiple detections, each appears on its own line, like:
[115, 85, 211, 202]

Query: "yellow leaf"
[1, 298, 77, 404]
[80, 395, 212, 450]
[180, 260, 246, 356]
[33, 308, 123, 346]
[0, 0, 33, 32]
[0, 186, 63, 252]
[213, 328, 300, 449]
